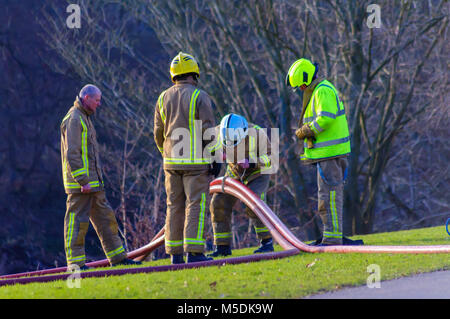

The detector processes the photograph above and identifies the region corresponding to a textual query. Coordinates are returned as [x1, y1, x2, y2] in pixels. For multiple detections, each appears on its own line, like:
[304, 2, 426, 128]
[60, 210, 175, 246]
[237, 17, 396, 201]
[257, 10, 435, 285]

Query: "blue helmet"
[220, 113, 248, 147]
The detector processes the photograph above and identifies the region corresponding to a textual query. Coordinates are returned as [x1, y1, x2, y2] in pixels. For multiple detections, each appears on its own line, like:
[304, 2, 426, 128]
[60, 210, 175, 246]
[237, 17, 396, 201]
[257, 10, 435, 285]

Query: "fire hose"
[1, 177, 449, 287]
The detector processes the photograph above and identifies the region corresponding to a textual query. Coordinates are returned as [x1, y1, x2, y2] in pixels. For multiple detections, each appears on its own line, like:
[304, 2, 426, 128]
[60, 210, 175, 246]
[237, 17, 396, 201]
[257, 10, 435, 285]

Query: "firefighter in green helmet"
[286, 58, 361, 246]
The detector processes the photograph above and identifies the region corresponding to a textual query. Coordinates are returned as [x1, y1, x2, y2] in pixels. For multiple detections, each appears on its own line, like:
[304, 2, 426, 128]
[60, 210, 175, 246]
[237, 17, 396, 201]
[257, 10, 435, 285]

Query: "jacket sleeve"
[154, 91, 165, 155]
[308, 87, 338, 135]
[65, 115, 89, 186]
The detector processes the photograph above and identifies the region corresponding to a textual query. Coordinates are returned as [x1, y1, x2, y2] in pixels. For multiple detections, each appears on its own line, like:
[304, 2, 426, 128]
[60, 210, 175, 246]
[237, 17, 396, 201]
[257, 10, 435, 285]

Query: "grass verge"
[0, 225, 449, 299]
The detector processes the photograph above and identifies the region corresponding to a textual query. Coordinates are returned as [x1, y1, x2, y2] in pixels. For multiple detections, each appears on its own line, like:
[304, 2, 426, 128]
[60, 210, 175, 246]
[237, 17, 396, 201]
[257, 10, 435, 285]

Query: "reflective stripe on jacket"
[154, 80, 215, 170]
[301, 80, 351, 161]
[60, 98, 104, 194]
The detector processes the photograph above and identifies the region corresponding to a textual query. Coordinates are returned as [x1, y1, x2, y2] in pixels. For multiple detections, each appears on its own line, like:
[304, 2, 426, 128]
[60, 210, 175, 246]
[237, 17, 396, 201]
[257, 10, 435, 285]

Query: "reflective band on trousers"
[197, 193, 206, 241]
[106, 245, 125, 259]
[186, 192, 207, 245]
[330, 190, 340, 234]
[66, 212, 75, 260]
[254, 226, 269, 233]
[66, 212, 86, 263]
[324, 231, 342, 238]
[166, 240, 183, 247]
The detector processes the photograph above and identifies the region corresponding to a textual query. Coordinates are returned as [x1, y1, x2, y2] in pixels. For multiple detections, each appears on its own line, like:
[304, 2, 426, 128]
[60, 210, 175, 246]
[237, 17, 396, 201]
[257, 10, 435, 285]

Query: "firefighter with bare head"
[60, 84, 141, 270]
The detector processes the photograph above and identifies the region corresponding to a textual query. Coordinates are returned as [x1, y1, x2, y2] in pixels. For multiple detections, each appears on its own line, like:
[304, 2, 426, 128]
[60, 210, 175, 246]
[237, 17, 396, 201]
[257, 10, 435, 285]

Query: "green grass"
[1, 226, 449, 299]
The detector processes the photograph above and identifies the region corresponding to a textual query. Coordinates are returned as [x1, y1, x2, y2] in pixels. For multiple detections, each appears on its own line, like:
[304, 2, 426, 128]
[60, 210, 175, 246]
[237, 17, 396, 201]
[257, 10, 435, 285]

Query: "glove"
[295, 124, 315, 140]
[237, 158, 249, 169]
[209, 162, 222, 178]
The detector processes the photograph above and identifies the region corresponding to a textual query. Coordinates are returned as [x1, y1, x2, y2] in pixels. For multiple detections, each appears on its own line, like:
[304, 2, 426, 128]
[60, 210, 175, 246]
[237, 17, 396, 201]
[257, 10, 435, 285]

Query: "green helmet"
[285, 58, 317, 89]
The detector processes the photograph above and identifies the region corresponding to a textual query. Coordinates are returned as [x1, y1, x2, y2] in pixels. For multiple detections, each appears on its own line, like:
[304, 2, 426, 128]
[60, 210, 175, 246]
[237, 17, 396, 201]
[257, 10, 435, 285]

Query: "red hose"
[1, 177, 448, 287]
[210, 177, 450, 254]
[0, 249, 299, 287]
[0, 232, 165, 280]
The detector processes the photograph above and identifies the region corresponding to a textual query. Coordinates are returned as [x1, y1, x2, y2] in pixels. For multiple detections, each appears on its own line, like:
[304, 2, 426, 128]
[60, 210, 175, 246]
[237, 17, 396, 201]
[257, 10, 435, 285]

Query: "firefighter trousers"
[317, 157, 348, 245]
[164, 169, 210, 255]
[64, 190, 126, 266]
[210, 174, 272, 246]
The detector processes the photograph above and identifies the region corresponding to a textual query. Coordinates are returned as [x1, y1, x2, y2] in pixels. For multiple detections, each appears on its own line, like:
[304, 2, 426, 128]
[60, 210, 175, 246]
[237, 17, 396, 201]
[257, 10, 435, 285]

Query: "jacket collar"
[74, 96, 94, 116]
[302, 78, 325, 108]
[174, 78, 198, 87]
[298, 77, 325, 125]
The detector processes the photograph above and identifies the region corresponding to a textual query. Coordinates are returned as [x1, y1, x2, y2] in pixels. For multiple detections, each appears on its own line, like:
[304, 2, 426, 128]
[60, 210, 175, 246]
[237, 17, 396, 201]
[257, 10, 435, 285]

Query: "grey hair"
[79, 84, 101, 98]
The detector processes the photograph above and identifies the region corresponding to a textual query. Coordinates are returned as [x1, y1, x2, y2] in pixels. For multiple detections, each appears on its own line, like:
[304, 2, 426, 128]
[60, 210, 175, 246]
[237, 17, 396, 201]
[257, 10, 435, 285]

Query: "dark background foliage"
[0, 0, 448, 275]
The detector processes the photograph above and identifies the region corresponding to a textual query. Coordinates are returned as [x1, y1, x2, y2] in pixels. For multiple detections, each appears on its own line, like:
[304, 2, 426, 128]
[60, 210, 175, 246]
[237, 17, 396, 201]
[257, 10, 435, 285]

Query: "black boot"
[112, 258, 142, 267]
[187, 253, 213, 263]
[343, 236, 364, 246]
[171, 254, 185, 264]
[309, 236, 364, 246]
[253, 238, 274, 253]
[308, 238, 323, 246]
[208, 245, 232, 257]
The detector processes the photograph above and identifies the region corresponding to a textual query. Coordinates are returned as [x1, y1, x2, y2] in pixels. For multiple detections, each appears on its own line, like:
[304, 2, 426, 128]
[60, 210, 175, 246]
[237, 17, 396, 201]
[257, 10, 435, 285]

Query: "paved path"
[305, 270, 450, 299]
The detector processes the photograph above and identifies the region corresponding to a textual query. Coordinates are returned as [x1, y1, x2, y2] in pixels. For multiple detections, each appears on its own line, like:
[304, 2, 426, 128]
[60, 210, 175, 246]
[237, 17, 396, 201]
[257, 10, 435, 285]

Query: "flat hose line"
[1, 178, 449, 287]
[211, 177, 450, 254]
[0, 230, 166, 280]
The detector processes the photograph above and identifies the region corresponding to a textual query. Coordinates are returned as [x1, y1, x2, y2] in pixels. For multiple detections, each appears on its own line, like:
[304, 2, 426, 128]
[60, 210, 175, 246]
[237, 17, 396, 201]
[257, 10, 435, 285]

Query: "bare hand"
[81, 184, 92, 193]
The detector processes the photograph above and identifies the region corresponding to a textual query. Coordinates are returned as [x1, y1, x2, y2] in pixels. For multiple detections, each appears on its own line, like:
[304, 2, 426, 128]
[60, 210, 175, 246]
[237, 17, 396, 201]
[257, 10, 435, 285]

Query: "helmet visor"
[221, 127, 247, 147]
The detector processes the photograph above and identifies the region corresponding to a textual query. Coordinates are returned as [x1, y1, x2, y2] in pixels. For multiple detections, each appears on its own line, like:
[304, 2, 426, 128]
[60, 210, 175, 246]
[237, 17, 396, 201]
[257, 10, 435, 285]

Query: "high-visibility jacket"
[60, 98, 104, 194]
[207, 123, 274, 184]
[301, 80, 351, 161]
[154, 80, 215, 170]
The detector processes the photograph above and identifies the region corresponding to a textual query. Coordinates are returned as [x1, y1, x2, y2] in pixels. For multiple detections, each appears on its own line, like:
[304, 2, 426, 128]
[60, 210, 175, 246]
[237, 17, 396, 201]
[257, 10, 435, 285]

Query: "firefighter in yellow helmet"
[154, 52, 218, 263]
[286, 58, 362, 246]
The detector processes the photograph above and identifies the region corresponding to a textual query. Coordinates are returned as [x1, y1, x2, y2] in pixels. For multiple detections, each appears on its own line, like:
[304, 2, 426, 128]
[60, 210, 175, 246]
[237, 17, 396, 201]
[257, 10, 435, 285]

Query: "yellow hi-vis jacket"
[60, 97, 104, 194]
[301, 79, 351, 162]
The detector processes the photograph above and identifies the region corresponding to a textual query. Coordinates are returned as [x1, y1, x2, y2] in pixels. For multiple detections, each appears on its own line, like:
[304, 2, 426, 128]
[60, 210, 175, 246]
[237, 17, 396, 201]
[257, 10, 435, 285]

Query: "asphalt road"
[305, 270, 450, 299]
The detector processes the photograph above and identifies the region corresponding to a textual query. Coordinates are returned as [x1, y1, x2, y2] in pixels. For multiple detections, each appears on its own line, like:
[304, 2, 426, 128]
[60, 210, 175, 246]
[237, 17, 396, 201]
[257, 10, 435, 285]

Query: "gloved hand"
[295, 124, 315, 140]
[209, 162, 222, 178]
[237, 158, 250, 169]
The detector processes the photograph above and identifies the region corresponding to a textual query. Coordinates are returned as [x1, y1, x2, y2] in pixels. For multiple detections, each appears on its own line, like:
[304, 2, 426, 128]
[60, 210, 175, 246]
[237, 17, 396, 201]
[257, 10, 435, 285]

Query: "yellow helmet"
[170, 52, 200, 82]
[285, 58, 317, 89]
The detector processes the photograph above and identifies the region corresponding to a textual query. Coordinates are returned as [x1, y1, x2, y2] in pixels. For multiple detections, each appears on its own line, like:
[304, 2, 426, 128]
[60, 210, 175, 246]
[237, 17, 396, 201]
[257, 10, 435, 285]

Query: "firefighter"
[286, 58, 353, 246]
[154, 52, 217, 264]
[60, 84, 141, 270]
[207, 114, 275, 257]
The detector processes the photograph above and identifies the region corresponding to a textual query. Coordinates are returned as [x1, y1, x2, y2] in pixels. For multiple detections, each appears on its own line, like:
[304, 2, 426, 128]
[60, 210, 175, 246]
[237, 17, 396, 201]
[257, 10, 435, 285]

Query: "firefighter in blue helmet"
[208, 114, 276, 256]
